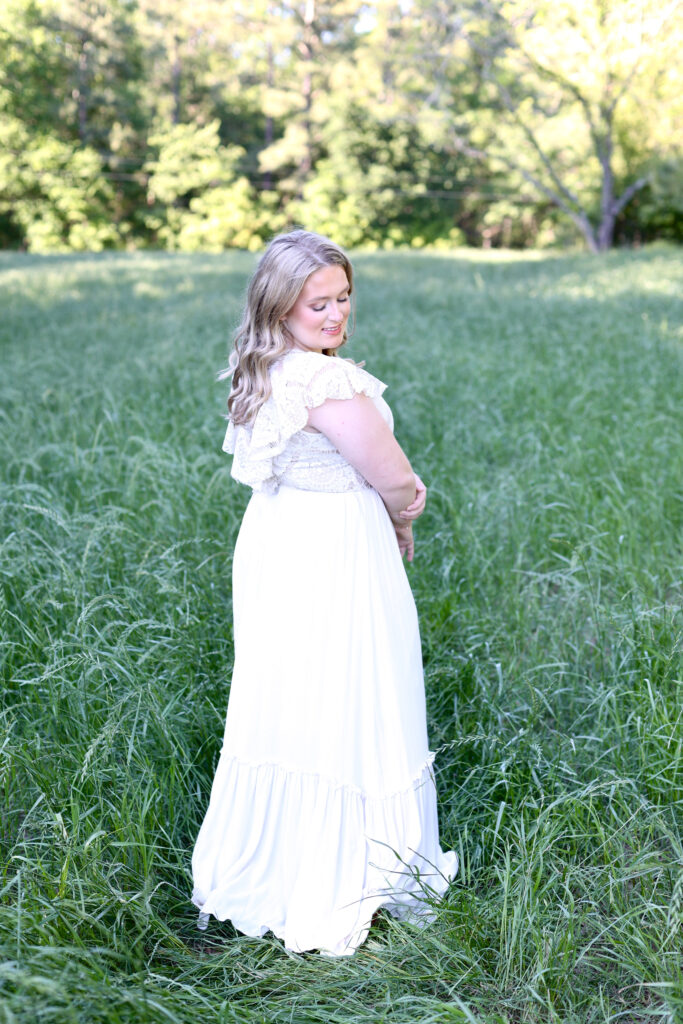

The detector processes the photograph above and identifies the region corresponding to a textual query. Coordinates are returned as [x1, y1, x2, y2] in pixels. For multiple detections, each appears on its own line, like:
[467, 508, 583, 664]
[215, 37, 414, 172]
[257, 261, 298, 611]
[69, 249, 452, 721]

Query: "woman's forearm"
[378, 474, 417, 524]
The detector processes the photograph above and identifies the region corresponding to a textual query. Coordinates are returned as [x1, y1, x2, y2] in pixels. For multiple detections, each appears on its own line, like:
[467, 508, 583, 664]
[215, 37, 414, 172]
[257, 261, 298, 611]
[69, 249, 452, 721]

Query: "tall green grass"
[1, 246, 682, 1023]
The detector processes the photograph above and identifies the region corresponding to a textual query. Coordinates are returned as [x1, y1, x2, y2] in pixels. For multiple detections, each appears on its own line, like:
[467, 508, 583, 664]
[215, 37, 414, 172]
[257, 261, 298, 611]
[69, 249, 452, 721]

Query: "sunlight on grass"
[1, 246, 682, 1023]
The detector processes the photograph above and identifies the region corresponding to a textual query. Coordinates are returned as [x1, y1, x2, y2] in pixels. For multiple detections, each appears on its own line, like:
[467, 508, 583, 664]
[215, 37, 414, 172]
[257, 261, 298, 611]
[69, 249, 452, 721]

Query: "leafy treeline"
[1, 0, 681, 252]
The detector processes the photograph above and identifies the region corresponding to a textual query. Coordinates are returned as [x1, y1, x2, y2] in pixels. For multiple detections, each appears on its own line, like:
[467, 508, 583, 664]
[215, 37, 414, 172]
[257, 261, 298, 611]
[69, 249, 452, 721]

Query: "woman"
[191, 230, 457, 956]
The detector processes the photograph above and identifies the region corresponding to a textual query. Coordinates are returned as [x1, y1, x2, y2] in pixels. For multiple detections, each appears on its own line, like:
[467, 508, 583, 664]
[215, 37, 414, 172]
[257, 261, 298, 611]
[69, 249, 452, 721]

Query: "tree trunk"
[76, 43, 89, 143]
[171, 33, 181, 125]
[263, 39, 274, 190]
[597, 214, 615, 251]
[596, 118, 615, 251]
[575, 214, 600, 253]
[298, 0, 316, 191]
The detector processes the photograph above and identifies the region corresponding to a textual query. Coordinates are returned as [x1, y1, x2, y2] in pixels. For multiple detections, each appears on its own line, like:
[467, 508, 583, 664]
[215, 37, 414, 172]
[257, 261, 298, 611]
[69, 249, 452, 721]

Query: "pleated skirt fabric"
[191, 485, 457, 956]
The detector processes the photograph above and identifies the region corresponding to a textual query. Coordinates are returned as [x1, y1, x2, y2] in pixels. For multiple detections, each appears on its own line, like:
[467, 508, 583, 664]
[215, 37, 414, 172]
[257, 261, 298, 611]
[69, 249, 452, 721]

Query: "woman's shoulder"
[274, 348, 337, 380]
[270, 351, 387, 416]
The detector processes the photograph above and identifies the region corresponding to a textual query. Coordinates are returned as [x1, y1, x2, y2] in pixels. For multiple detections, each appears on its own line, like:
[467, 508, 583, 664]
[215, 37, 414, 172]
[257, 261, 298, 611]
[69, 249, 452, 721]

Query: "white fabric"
[223, 350, 389, 494]
[192, 351, 457, 956]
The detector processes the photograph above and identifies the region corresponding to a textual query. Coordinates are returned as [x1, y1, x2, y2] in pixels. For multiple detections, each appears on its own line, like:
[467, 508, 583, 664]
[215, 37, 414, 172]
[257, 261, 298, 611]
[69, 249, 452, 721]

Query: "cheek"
[288, 312, 309, 333]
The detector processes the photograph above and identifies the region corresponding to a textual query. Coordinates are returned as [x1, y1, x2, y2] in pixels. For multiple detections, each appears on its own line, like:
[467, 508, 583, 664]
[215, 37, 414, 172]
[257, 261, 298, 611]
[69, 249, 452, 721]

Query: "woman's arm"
[399, 474, 426, 521]
[306, 394, 416, 524]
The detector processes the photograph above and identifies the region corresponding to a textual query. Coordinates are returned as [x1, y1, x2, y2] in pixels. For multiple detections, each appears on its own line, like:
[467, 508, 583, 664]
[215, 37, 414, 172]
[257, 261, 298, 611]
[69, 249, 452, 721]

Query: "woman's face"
[283, 265, 350, 353]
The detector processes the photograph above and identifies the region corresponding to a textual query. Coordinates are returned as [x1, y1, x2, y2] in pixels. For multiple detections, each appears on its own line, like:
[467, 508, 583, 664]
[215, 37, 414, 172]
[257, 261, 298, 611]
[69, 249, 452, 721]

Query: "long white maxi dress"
[191, 349, 457, 956]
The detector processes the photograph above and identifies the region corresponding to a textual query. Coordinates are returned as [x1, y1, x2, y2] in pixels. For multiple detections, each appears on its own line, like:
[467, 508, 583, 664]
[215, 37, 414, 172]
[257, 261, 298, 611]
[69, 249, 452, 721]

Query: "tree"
[407, 0, 682, 250]
[36, 0, 145, 148]
[251, 1, 361, 199]
[143, 119, 279, 250]
[0, 0, 148, 246]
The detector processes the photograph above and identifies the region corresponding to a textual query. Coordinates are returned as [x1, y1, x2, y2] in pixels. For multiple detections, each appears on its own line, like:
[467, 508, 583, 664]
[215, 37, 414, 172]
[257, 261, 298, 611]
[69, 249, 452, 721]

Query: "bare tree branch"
[447, 125, 599, 250]
[493, 77, 585, 212]
[612, 174, 651, 217]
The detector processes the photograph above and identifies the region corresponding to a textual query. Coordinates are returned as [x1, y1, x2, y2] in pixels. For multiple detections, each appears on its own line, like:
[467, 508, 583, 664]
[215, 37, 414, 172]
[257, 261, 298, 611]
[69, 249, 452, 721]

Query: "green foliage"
[288, 102, 465, 249]
[0, 0, 681, 250]
[1, 247, 682, 1022]
[0, 0, 68, 133]
[0, 115, 119, 250]
[145, 121, 241, 206]
[181, 183, 286, 253]
[630, 156, 683, 243]
[143, 120, 280, 251]
[406, 0, 683, 250]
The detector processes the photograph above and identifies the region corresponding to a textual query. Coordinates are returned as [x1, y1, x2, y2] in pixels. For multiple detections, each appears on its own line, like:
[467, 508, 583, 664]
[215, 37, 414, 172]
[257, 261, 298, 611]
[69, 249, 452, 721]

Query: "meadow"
[0, 245, 682, 1024]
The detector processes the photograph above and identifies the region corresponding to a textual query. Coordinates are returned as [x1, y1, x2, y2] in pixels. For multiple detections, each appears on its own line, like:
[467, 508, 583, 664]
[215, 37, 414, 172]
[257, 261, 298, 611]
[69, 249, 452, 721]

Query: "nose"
[329, 301, 346, 321]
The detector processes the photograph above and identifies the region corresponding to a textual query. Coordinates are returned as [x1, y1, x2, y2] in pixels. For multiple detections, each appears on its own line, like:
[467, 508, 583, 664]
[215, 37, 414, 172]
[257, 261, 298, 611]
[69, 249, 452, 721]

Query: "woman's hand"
[399, 474, 427, 521]
[394, 522, 415, 562]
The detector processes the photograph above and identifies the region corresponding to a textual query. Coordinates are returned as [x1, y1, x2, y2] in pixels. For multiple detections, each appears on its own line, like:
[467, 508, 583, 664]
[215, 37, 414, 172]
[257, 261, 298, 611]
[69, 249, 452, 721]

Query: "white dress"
[191, 349, 457, 956]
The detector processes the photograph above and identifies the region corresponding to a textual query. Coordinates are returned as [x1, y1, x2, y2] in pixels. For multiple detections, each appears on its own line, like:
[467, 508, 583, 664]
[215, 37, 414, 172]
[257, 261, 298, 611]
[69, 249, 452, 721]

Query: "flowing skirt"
[191, 485, 457, 955]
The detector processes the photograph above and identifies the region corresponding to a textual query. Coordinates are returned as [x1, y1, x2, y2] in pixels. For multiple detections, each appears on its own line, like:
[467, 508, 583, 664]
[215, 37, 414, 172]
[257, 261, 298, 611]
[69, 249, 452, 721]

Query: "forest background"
[1, 0, 682, 256]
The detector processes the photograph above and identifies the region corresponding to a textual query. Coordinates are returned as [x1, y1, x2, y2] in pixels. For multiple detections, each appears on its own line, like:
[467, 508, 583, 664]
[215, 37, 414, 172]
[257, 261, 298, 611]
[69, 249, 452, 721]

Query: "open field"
[1, 246, 682, 1023]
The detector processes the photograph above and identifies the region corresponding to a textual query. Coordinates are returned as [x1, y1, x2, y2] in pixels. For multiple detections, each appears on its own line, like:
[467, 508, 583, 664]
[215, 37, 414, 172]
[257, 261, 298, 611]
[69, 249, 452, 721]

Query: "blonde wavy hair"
[220, 229, 354, 425]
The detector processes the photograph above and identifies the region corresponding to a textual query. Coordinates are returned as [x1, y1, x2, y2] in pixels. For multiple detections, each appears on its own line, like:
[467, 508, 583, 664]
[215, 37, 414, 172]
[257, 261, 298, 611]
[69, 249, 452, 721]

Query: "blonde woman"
[191, 230, 457, 956]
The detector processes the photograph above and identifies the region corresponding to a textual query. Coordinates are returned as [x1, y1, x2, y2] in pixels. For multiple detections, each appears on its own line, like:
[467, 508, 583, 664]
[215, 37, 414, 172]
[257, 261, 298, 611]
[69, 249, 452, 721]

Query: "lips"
[323, 325, 343, 335]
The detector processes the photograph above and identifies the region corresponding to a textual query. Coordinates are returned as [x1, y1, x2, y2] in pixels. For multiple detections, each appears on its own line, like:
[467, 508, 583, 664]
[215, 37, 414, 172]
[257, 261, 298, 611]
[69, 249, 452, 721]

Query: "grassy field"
[1, 245, 682, 1024]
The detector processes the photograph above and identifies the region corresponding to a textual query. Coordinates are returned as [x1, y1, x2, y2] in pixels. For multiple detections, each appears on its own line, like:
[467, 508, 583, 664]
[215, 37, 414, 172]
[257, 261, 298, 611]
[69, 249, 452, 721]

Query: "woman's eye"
[311, 296, 348, 312]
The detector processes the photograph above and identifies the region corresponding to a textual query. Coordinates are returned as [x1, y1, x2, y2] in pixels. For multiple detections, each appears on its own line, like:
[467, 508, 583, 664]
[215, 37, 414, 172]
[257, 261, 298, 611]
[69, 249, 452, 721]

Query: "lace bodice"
[223, 350, 393, 494]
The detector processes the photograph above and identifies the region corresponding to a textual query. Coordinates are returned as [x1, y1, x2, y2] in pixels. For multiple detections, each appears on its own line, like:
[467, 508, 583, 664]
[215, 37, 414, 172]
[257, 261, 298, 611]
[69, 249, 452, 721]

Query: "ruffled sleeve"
[223, 351, 387, 493]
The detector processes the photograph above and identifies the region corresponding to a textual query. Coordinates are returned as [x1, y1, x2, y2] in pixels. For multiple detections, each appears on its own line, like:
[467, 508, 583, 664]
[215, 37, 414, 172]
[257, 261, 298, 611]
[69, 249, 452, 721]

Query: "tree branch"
[611, 174, 651, 217]
[522, 53, 602, 154]
[458, 11, 588, 215]
[493, 76, 585, 212]
[447, 126, 598, 249]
